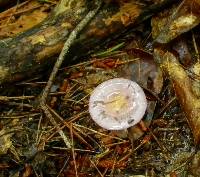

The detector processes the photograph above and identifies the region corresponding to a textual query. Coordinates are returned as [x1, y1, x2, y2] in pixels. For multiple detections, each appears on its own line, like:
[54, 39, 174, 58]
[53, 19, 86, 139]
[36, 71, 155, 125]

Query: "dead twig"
[39, 0, 102, 149]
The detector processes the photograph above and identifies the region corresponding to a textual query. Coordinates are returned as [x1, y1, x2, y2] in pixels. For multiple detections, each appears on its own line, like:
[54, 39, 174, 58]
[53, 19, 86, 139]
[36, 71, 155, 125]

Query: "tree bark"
[0, 0, 176, 84]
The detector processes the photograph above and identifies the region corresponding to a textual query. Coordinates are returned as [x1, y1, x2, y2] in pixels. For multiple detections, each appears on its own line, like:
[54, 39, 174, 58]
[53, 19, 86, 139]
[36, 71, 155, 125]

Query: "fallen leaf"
[152, 0, 200, 43]
[0, 129, 13, 155]
[154, 48, 200, 144]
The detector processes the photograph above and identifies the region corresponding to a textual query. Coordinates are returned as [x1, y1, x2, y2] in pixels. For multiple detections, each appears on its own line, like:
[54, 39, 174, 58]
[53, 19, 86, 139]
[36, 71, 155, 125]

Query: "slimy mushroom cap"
[89, 78, 147, 130]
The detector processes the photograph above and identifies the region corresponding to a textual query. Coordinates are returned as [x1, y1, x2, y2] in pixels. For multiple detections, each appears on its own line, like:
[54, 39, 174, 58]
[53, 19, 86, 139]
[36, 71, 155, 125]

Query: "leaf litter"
[0, 0, 200, 176]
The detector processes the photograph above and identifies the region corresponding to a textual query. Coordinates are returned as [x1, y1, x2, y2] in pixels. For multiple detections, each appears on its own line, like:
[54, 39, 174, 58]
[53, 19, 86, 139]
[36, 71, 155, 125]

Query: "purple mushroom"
[89, 78, 147, 130]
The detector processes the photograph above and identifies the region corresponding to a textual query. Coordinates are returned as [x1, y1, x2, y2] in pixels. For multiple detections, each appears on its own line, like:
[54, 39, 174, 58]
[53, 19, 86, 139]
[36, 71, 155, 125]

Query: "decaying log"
[0, 0, 176, 84]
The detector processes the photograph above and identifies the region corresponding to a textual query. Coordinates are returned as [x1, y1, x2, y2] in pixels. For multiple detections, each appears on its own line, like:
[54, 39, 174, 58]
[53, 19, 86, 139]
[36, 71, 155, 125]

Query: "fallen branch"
[0, 0, 176, 85]
[40, 0, 102, 149]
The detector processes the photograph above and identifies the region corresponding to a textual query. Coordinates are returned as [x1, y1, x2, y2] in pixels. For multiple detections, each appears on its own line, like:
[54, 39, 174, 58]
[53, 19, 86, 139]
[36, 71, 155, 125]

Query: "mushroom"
[89, 78, 147, 130]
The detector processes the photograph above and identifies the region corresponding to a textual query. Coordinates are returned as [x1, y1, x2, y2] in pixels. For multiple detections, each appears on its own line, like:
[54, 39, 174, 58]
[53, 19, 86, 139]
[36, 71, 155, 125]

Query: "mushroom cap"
[89, 78, 147, 130]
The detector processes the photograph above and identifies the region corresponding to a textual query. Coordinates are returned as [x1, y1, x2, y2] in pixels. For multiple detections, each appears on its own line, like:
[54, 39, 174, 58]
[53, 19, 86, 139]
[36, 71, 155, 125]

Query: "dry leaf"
[0, 129, 13, 155]
[154, 48, 200, 144]
[152, 0, 200, 43]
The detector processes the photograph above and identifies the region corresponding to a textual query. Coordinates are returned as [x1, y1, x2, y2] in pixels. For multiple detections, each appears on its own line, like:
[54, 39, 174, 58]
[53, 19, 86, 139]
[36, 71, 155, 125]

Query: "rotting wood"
[0, 0, 176, 85]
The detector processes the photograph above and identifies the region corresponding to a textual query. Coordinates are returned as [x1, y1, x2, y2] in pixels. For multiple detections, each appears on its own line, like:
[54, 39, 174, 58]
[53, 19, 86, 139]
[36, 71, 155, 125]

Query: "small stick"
[41, 0, 102, 103]
[40, 0, 102, 149]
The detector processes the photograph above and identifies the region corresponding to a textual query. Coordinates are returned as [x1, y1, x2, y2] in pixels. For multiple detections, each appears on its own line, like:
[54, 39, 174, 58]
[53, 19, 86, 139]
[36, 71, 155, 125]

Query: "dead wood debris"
[0, 0, 200, 177]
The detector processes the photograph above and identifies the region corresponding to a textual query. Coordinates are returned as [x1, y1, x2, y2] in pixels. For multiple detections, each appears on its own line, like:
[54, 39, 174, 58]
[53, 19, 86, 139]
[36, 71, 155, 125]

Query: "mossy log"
[0, 0, 175, 84]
